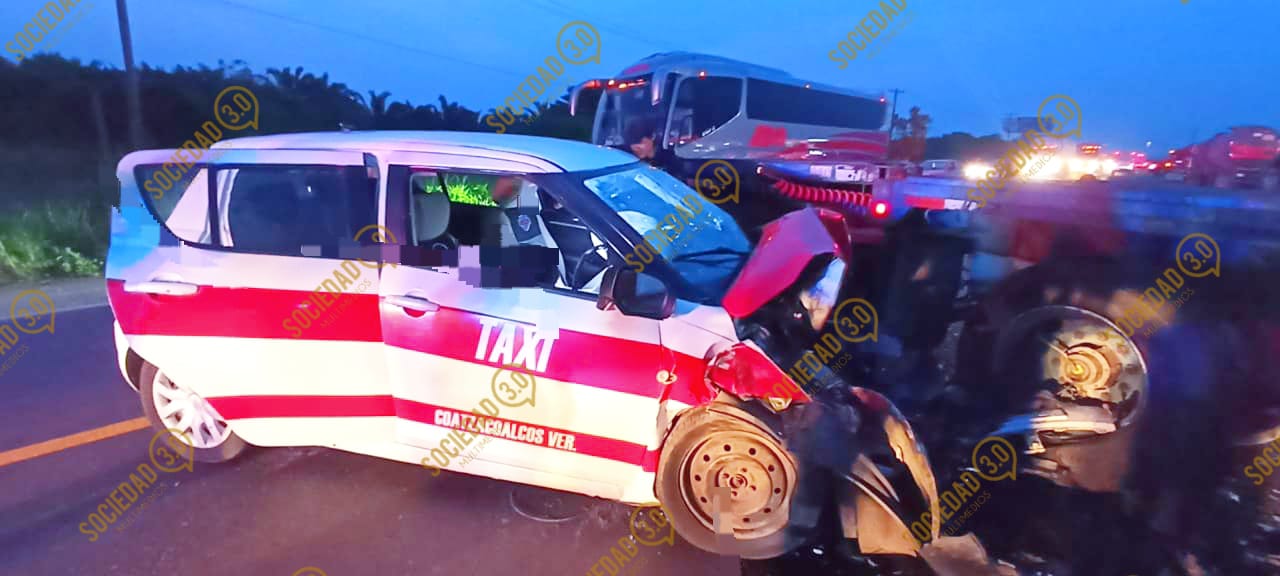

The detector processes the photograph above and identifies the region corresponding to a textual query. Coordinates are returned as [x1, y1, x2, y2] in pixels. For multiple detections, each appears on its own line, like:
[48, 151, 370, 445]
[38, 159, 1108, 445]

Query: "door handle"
[383, 294, 440, 313]
[123, 280, 199, 296]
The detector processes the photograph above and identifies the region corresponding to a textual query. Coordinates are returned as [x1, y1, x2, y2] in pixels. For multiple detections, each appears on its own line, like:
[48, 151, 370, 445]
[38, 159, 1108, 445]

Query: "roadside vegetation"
[0, 200, 107, 283]
[0, 55, 955, 285]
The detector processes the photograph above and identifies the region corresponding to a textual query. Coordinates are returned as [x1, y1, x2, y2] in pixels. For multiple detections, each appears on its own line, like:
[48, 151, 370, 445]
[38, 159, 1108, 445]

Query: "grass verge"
[0, 201, 107, 284]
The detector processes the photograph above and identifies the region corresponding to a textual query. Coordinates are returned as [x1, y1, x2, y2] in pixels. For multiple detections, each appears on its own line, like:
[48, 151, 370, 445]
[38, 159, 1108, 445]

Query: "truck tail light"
[872, 201, 889, 218]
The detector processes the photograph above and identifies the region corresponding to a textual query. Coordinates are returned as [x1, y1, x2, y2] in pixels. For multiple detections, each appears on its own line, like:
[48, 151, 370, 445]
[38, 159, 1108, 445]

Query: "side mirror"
[597, 267, 675, 320]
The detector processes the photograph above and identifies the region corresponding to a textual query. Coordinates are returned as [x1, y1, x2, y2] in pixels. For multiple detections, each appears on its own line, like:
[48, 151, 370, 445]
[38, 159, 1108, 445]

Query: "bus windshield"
[596, 75, 660, 150]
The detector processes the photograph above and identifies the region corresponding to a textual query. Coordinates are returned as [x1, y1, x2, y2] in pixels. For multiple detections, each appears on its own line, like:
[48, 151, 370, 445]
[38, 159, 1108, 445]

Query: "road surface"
[0, 295, 739, 576]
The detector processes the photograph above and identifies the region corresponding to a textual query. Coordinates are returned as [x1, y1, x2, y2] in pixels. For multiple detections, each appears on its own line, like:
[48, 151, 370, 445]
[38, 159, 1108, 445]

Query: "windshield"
[597, 75, 661, 150]
[581, 164, 750, 303]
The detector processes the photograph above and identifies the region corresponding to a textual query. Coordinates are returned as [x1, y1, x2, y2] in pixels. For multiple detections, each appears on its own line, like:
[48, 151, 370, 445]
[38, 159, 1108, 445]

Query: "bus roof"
[611, 51, 883, 101]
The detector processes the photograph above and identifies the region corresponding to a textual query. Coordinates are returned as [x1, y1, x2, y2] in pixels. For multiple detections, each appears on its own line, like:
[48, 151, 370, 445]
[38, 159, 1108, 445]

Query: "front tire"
[657, 403, 805, 559]
[138, 361, 247, 463]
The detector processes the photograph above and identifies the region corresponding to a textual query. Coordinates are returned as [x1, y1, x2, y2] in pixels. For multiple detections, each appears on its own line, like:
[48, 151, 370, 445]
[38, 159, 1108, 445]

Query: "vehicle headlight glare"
[963, 163, 992, 180]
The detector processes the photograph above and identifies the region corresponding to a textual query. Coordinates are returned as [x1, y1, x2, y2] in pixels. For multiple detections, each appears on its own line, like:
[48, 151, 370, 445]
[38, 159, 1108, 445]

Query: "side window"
[536, 189, 609, 295]
[746, 78, 885, 129]
[216, 165, 377, 255]
[409, 171, 542, 248]
[135, 164, 212, 244]
[668, 76, 742, 146]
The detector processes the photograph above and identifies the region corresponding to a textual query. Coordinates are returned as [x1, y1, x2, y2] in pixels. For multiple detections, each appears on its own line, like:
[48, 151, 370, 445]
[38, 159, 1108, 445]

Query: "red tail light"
[872, 201, 889, 218]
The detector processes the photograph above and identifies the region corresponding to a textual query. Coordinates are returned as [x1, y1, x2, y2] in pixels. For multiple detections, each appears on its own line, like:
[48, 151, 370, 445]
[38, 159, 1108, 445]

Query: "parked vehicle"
[577, 53, 1280, 574]
[109, 131, 976, 570]
[1187, 125, 1280, 190]
[920, 159, 961, 178]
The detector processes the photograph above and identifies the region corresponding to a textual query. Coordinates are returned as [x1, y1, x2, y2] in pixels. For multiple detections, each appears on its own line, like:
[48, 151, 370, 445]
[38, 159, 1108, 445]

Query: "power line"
[523, 0, 673, 52]
[197, 0, 528, 79]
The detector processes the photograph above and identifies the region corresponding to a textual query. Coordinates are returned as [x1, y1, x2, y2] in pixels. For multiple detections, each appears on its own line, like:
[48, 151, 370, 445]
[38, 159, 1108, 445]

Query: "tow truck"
[573, 52, 1280, 573]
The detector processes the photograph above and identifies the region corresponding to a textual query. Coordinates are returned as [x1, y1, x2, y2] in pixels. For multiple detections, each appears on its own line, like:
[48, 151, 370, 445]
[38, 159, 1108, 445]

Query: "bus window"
[746, 78, 884, 130]
[667, 76, 743, 146]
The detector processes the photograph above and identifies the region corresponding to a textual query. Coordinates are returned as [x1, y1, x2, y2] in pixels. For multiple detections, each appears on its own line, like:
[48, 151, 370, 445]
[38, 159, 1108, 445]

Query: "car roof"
[210, 130, 638, 173]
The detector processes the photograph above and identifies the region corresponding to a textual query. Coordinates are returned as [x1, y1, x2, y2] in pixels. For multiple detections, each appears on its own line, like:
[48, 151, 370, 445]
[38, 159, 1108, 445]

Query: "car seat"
[413, 188, 458, 250]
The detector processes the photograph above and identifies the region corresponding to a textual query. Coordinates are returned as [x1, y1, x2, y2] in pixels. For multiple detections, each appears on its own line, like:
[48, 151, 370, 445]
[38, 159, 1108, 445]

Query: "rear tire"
[657, 404, 806, 559]
[138, 361, 248, 463]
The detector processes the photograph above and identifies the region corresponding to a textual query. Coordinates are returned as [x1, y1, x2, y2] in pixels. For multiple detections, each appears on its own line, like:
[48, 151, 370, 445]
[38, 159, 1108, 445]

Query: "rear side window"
[746, 78, 885, 130]
[216, 165, 377, 255]
[135, 163, 378, 256]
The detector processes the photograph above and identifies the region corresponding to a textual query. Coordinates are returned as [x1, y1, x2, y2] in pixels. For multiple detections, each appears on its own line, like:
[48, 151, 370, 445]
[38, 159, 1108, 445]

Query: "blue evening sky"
[3, 0, 1276, 154]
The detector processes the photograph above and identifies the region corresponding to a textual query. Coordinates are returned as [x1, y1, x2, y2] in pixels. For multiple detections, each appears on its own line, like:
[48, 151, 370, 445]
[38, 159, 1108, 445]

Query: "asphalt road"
[0, 303, 740, 576]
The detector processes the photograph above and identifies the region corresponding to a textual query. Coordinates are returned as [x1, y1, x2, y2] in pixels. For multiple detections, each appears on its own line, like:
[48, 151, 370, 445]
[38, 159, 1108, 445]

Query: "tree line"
[0, 54, 1002, 193]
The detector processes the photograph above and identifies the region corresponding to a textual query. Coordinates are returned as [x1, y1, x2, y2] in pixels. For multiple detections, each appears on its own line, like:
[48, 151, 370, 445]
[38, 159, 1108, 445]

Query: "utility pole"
[885, 89, 906, 140]
[115, 0, 145, 148]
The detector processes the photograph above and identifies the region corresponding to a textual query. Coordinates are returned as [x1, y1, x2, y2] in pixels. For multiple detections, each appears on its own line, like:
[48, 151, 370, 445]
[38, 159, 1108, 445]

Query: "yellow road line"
[0, 417, 150, 468]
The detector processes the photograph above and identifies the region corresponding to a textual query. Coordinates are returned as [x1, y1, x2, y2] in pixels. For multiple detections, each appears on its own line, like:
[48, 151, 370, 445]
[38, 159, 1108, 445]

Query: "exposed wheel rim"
[678, 428, 792, 542]
[996, 305, 1148, 428]
[151, 371, 232, 449]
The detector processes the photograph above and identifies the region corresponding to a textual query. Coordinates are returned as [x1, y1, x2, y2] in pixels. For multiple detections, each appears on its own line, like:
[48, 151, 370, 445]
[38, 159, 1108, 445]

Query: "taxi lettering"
[474, 317, 556, 372]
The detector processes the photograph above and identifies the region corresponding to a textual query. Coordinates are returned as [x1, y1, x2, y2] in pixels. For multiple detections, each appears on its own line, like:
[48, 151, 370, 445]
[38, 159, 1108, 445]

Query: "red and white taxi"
[109, 131, 934, 560]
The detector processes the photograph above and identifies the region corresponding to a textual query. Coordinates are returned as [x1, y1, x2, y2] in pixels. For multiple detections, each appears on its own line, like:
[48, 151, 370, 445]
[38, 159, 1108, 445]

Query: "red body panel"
[722, 207, 850, 318]
[705, 342, 810, 405]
